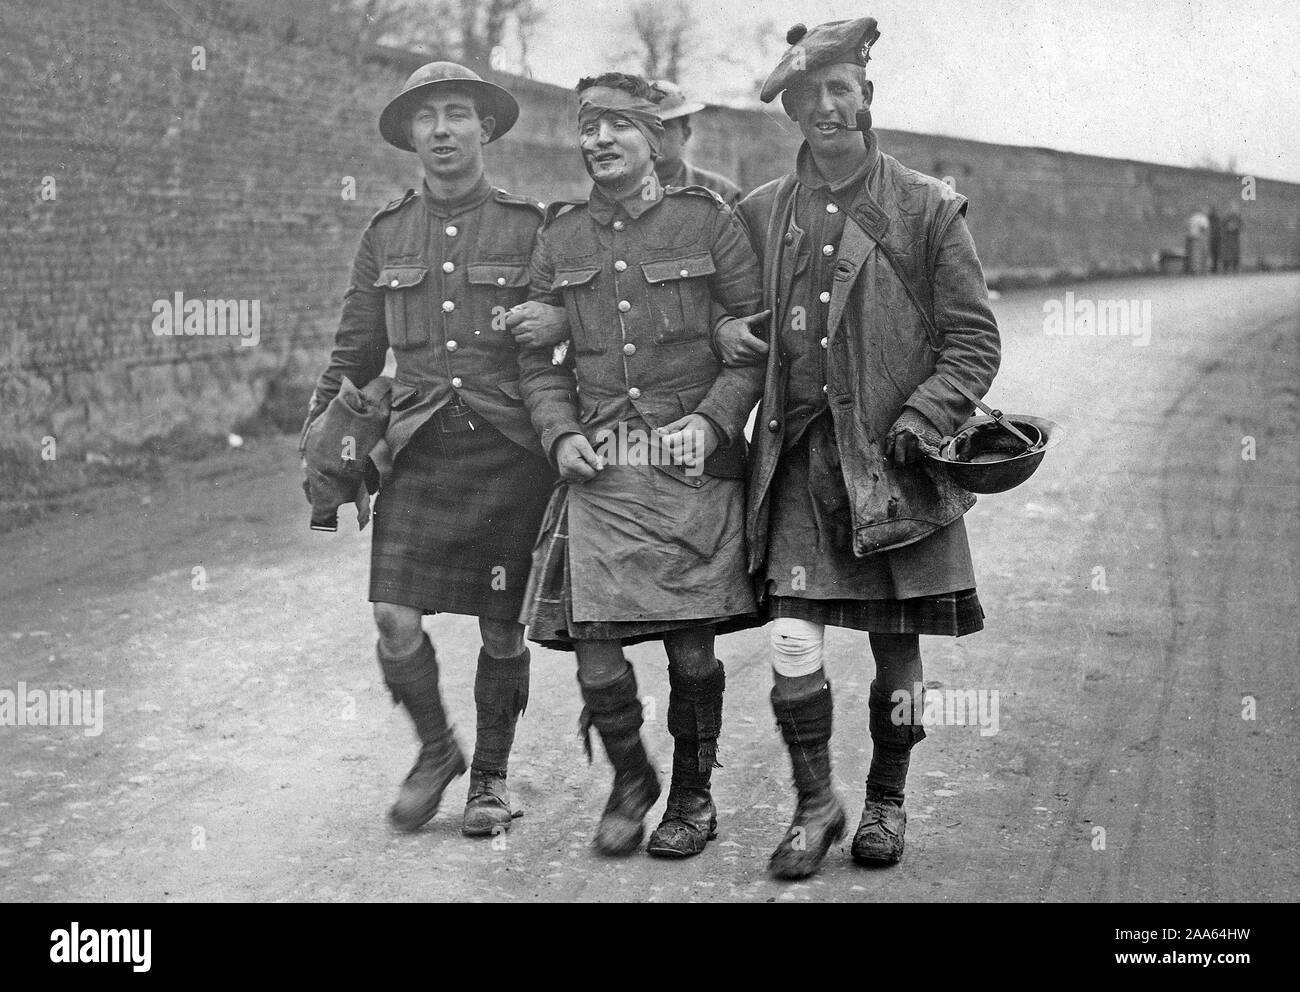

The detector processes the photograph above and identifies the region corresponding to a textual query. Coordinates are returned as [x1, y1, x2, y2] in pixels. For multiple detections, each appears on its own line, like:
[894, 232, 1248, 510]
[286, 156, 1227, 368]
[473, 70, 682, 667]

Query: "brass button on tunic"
[518, 180, 765, 639]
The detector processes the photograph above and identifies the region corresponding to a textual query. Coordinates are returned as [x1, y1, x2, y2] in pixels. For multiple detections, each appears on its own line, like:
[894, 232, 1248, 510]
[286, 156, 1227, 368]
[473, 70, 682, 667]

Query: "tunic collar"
[422, 175, 493, 217]
[587, 172, 665, 226]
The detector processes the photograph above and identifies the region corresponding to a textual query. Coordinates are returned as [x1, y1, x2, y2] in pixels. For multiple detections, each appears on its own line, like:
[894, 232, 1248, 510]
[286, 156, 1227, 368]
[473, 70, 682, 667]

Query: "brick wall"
[3, 0, 1298, 478]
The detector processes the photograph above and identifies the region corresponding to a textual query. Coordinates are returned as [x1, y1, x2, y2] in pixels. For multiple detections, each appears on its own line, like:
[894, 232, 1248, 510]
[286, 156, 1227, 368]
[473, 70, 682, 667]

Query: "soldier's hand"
[300, 457, 315, 504]
[885, 408, 943, 466]
[714, 310, 771, 366]
[555, 433, 604, 482]
[656, 414, 719, 468]
[353, 482, 372, 531]
[505, 301, 570, 349]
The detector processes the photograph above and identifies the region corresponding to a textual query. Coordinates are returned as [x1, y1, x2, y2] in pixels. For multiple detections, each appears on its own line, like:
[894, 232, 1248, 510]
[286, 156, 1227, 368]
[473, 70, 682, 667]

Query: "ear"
[681, 119, 692, 142]
[861, 78, 874, 107]
[479, 115, 496, 144]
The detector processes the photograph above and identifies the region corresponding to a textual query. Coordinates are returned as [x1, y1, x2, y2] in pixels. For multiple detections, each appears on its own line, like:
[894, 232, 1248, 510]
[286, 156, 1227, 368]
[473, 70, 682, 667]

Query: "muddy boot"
[463, 647, 529, 837]
[852, 797, 907, 865]
[378, 636, 467, 833]
[464, 770, 512, 837]
[768, 682, 847, 880]
[579, 668, 661, 856]
[851, 679, 924, 865]
[647, 663, 724, 858]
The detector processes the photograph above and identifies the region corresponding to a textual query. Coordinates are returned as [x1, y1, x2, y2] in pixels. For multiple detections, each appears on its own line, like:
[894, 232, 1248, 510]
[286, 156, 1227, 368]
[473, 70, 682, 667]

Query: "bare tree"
[347, 0, 446, 64]
[184, 0, 427, 58]
[440, 0, 541, 68]
[184, 0, 544, 70]
[514, 1, 543, 74]
[629, 0, 693, 82]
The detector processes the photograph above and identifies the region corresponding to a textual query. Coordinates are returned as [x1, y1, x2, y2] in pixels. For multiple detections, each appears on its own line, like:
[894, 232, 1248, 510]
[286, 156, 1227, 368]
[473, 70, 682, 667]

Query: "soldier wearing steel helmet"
[717, 18, 1002, 880]
[303, 62, 568, 839]
[650, 80, 745, 207]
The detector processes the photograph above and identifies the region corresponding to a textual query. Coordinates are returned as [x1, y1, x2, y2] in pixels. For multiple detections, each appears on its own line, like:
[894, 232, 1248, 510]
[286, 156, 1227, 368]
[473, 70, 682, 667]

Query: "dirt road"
[2, 273, 1297, 902]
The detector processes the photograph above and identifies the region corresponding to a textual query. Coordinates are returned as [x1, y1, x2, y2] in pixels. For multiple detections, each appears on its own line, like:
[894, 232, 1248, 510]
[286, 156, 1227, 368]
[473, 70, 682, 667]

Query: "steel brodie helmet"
[379, 61, 520, 151]
[926, 414, 1063, 494]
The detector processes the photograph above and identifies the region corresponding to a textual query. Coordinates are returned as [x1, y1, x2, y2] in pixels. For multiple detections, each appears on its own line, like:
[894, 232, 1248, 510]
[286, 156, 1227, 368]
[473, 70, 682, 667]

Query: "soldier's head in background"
[379, 61, 520, 185]
[650, 80, 706, 173]
[761, 19, 880, 170]
[574, 72, 666, 192]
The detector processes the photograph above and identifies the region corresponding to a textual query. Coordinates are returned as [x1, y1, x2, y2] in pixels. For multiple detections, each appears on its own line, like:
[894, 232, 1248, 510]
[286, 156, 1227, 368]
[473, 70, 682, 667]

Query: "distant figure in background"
[651, 80, 745, 206]
[1185, 209, 1210, 274]
[1208, 206, 1222, 272]
[1221, 208, 1243, 272]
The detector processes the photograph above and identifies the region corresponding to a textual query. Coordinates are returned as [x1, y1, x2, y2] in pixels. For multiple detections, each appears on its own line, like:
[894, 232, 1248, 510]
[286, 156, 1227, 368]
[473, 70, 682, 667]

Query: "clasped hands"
[555, 414, 718, 483]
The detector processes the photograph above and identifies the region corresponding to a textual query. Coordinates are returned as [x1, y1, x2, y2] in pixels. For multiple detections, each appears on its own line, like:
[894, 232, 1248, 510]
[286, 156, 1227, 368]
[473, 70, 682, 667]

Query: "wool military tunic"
[518, 179, 764, 640]
[309, 177, 558, 619]
[310, 176, 549, 459]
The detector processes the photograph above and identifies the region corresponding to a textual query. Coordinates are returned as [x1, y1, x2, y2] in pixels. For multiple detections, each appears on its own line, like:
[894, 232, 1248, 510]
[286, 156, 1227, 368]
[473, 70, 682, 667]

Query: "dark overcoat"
[735, 134, 1001, 592]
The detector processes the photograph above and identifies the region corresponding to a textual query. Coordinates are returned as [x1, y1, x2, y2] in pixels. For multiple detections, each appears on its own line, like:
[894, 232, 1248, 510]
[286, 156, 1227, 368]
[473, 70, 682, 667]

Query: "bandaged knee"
[770, 618, 826, 678]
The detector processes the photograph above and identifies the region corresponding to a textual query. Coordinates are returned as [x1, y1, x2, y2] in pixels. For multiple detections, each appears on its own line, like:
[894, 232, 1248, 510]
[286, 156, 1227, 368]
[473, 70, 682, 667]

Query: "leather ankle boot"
[647, 663, 724, 858]
[378, 636, 467, 832]
[579, 668, 661, 856]
[768, 682, 847, 880]
[851, 679, 923, 864]
[464, 647, 529, 837]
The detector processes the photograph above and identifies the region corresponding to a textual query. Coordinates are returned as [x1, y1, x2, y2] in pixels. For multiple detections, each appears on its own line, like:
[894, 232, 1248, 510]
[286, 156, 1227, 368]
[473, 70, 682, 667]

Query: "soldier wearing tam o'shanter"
[720, 18, 1002, 879]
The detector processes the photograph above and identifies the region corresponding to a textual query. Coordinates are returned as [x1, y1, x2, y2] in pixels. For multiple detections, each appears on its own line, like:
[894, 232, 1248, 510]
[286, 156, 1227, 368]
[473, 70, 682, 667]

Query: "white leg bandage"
[770, 618, 826, 678]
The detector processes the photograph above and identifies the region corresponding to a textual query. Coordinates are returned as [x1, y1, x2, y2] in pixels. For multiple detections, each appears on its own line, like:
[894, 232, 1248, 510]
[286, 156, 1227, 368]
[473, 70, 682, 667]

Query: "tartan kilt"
[767, 589, 985, 637]
[522, 484, 762, 651]
[369, 412, 557, 620]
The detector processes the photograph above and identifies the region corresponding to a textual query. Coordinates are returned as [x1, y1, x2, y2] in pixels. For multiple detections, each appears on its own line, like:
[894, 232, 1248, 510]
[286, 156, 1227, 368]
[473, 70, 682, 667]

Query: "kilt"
[522, 483, 761, 651]
[761, 412, 984, 636]
[768, 589, 985, 637]
[765, 413, 977, 600]
[369, 407, 557, 620]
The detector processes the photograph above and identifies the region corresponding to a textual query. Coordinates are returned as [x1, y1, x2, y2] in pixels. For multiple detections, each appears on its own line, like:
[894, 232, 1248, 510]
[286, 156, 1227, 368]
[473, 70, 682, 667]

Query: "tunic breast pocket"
[640, 253, 715, 345]
[375, 263, 430, 347]
[552, 266, 605, 354]
[467, 261, 530, 342]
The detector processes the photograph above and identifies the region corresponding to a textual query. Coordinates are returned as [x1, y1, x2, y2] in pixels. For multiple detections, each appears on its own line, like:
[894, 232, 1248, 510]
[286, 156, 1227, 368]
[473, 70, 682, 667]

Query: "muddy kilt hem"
[768, 589, 985, 637]
[369, 412, 557, 621]
[522, 485, 762, 652]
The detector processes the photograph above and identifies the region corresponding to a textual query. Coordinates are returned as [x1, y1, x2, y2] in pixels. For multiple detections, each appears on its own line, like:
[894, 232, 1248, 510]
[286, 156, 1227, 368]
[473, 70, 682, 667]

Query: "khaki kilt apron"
[522, 454, 759, 648]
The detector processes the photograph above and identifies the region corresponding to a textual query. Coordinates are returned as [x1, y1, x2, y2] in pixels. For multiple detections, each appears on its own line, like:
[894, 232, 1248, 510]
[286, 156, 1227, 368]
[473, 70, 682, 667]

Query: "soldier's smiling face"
[782, 63, 872, 157]
[408, 89, 494, 180]
[579, 114, 654, 189]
